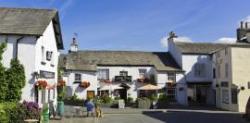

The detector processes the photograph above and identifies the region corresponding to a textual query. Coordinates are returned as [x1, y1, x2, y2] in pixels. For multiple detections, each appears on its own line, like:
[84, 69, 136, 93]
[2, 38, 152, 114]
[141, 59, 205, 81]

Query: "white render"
[168, 38, 215, 106]
[0, 21, 60, 107]
[63, 66, 175, 101]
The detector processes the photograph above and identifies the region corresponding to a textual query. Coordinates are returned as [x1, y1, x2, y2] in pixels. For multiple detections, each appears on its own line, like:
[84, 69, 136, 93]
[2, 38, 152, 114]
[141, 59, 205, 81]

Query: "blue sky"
[1, 0, 250, 52]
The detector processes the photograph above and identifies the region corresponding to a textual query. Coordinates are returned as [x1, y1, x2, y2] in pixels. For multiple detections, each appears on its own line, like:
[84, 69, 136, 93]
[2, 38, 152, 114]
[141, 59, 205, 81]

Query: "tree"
[6, 58, 26, 102]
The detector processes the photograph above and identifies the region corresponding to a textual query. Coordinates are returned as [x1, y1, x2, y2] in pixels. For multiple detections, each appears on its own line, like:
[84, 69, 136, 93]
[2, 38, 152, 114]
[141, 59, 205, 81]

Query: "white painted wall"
[182, 54, 213, 82]
[168, 38, 182, 67]
[64, 66, 170, 101]
[0, 20, 60, 107]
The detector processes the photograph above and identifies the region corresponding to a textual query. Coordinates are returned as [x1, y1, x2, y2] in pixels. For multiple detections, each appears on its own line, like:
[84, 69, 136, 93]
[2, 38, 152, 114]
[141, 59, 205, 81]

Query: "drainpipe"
[15, 36, 24, 59]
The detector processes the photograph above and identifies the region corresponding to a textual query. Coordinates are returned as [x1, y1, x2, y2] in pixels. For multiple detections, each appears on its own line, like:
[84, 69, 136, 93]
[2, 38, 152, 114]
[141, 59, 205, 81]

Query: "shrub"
[101, 95, 112, 104]
[148, 94, 158, 102]
[0, 43, 7, 102]
[6, 59, 26, 102]
[158, 94, 168, 102]
[127, 97, 133, 103]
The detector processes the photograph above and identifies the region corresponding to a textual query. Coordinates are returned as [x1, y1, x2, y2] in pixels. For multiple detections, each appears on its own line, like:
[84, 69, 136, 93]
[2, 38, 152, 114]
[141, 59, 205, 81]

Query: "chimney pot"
[240, 21, 244, 29]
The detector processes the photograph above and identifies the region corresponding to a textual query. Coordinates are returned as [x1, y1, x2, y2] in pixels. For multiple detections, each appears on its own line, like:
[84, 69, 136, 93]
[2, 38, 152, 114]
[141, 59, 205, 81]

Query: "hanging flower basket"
[35, 80, 47, 89]
[57, 80, 66, 87]
[79, 81, 90, 88]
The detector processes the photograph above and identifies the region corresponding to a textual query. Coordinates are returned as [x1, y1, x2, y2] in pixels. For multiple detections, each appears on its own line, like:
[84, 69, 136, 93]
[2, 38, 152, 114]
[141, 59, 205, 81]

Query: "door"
[87, 91, 95, 99]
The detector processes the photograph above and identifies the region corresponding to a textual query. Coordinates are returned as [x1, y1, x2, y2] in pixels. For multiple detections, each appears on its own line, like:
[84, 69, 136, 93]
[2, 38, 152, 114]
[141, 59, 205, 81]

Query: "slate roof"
[174, 42, 250, 54]
[0, 7, 64, 49]
[59, 51, 182, 72]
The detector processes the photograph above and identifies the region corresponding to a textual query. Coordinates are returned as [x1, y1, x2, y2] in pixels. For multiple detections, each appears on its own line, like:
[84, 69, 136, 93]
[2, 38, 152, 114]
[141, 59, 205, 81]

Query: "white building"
[60, 39, 183, 102]
[0, 8, 64, 106]
[213, 22, 250, 112]
[168, 34, 228, 106]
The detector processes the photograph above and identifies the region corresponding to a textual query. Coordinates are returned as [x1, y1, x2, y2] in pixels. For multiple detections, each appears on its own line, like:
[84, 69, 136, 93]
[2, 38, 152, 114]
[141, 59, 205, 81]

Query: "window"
[231, 88, 238, 104]
[97, 69, 109, 80]
[75, 73, 82, 82]
[167, 72, 176, 83]
[120, 71, 128, 76]
[217, 64, 221, 78]
[139, 69, 147, 78]
[222, 89, 229, 104]
[41, 46, 45, 63]
[213, 68, 216, 79]
[248, 82, 250, 89]
[194, 63, 206, 77]
[225, 63, 229, 78]
[46, 51, 53, 61]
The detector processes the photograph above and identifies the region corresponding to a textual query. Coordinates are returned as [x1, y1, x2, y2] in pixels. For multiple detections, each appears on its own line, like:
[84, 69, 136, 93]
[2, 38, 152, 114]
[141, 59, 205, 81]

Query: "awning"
[99, 84, 123, 91]
[138, 84, 161, 90]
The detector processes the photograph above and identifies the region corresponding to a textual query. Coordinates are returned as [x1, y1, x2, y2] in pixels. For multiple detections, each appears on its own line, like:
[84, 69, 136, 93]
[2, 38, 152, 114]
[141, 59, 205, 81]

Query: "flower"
[79, 81, 90, 88]
[36, 80, 47, 89]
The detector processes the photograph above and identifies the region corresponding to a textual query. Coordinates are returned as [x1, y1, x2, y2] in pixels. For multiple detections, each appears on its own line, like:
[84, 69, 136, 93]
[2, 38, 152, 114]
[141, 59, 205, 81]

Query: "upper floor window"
[139, 69, 147, 78]
[213, 68, 216, 79]
[75, 73, 82, 82]
[97, 69, 109, 80]
[194, 63, 206, 77]
[41, 46, 45, 62]
[225, 63, 229, 78]
[217, 64, 221, 78]
[46, 51, 53, 61]
[120, 70, 128, 76]
[168, 72, 176, 83]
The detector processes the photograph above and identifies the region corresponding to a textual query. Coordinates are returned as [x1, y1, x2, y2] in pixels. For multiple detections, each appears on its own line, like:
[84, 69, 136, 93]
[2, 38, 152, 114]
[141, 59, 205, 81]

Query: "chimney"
[69, 37, 78, 53]
[237, 21, 250, 42]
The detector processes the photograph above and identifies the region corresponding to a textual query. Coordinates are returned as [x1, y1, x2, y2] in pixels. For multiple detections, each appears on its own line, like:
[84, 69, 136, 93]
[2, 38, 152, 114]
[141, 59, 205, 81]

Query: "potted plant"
[57, 81, 65, 119]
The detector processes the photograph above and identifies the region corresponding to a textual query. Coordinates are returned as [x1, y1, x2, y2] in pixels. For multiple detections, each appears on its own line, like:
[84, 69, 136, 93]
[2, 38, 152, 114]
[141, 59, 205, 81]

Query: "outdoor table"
[24, 119, 39, 123]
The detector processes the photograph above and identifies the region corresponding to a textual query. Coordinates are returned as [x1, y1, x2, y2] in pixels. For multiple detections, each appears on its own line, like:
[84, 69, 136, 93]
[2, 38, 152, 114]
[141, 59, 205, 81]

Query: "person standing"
[85, 99, 94, 117]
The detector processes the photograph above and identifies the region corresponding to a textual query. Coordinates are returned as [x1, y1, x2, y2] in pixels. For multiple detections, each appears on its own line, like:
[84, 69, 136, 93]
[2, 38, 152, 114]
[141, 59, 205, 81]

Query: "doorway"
[87, 91, 95, 99]
[118, 88, 127, 101]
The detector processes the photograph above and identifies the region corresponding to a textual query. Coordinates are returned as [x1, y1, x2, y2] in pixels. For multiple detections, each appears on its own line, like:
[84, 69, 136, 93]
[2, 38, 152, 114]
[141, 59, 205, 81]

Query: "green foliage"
[127, 97, 133, 103]
[6, 59, 26, 102]
[100, 95, 112, 104]
[57, 86, 65, 101]
[0, 43, 7, 102]
[148, 94, 158, 101]
[158, 94, 168, 102]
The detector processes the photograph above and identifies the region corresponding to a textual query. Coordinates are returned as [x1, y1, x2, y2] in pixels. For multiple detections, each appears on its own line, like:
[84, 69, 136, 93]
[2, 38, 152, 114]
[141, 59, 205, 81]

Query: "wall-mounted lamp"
[240, 86, 245, 91]
[33, 72, 40, 79]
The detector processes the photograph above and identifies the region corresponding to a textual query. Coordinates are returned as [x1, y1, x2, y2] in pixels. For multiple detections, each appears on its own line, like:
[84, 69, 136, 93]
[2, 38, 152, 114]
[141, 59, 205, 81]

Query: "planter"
[42, 112, 49, 123]
[57, 101, 64, 116]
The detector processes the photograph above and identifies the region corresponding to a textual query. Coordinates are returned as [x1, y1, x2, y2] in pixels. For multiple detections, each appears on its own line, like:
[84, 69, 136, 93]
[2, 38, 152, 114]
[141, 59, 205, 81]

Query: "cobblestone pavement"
[50, 107, 249, 123]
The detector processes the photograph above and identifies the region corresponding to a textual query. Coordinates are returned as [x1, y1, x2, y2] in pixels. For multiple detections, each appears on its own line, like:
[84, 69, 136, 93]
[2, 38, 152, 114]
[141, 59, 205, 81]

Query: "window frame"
[97, 69, 109, 80]
[74, 73, 82, 82]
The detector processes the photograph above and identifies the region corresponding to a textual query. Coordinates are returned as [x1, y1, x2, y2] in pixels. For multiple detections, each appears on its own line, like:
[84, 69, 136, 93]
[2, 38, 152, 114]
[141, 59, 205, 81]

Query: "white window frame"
[97, 69, 109, 80]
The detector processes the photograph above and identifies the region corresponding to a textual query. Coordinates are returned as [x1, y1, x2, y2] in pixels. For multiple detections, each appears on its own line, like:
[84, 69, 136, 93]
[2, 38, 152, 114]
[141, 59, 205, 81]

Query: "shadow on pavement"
[142, 110, 248, 123]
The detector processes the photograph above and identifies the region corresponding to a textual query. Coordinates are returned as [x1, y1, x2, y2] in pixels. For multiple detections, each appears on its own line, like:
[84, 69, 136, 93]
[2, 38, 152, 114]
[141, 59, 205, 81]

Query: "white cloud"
[59, 0, 75, 19]
[241, 15, 250, 22]
[160, 34, 193, 48]
[214, 37, 236, 44]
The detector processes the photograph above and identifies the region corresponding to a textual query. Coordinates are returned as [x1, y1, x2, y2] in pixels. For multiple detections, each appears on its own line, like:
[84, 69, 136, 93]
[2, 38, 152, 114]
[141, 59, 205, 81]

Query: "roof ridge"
[0, 6, 57, 12]
[76, 50, 165, 53]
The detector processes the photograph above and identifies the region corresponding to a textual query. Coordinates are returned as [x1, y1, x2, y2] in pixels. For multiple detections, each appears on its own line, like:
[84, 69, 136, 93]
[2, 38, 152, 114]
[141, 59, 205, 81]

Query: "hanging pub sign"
[40, 70, 55, 79]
